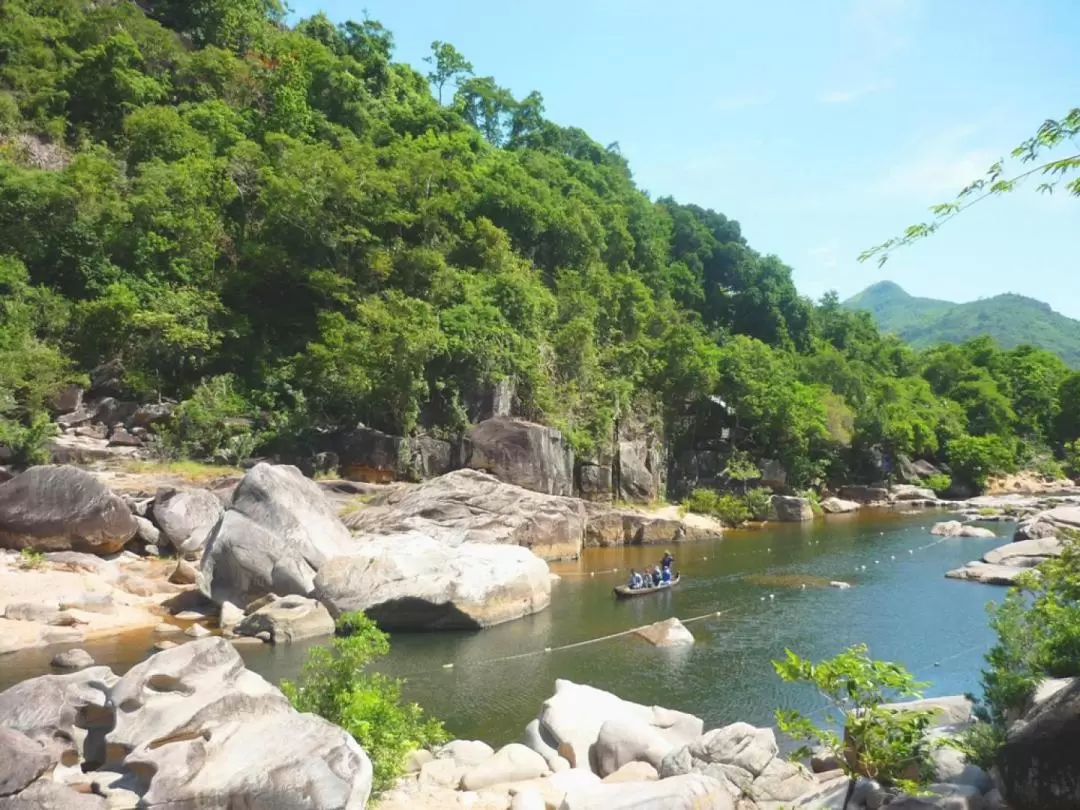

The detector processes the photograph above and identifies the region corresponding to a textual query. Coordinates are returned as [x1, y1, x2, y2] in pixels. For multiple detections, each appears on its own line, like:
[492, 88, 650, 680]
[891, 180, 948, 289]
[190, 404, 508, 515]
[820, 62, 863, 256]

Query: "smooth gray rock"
[133, 516, 160, 546]
[634, 617, 694, 648]
[234, 594, 335, 643]
[932, 521, 995, 538]
[151, 488, 223, 556]
[0, 779, 106, 809]
[838, 485, 890, 503]
[616, 439, 660, 503]
[821, 497, 860, 514]
[0, 466, 136, 555]
[984, 537, 1062, 567]
[0, 727, 52, 797]
[460, 743, 550, 790]
[536, 680, 703, 772]
[50, 649, 94, 671]
[228, 463, 353, 567]
[345, 469, 587, 560]
[892, 485, 938, 501]
[314, 532, 551, 629]
[198, 510, 318, 607]
[557, 773, 735, 810]
[769, 495, 814, 522]
[334, 426, 452, 483]
[945, 562, 1028, 586]
[466, 417, 575, 497]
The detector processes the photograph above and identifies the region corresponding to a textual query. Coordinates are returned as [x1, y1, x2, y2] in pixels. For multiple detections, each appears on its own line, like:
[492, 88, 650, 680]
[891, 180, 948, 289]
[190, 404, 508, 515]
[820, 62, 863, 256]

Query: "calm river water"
[0, 509, 1005, 745]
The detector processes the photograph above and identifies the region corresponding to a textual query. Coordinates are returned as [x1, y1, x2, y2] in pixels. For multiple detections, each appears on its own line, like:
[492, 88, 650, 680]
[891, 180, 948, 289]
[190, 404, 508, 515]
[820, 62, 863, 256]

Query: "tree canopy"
[0, 0, 1075, 493]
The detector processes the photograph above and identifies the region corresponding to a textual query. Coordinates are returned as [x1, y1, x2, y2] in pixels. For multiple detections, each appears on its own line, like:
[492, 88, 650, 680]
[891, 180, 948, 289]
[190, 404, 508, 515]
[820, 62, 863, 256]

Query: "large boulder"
[536, 680, 703, 773]
[998, 676, 1080, 810]
[891, 485, 938, 501]
[984, 536, 1063, 567]
[465, 418, 574, 497]
[234, 594, 335, 643]
[98, 638, 373, 808]
[335, 426, 453, 484]
[314, 532, 551, 629]
[945, 562, 1028, 586]
[634, 617, 694, 648]
[838, 485, 890, 503]
[0, 666, 118, 765]
[0, 466, 136, 555]
[460, 743, 550, 791]
[557, 773, 735, 810]
[820, 497, 860, 514]
[769, 495, 814, 522]
[577, 463, 613, 502]
[1014, 517, 1058, 542]
[0, 779, 107, 809]
[150, 488, 224, 556]
[198, 510, 318, 607]
[228, 463, 354, 567]
[0, 727, 54, 797]
[345, 469, 587, 560]
[931, 521, 996, 538]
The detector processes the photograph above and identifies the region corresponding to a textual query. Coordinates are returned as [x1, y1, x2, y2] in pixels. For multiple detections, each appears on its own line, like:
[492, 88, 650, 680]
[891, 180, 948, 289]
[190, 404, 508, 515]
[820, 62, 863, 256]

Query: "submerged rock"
[0, 466, 136, 555]
[314, 532, 551, 629]
[634, 617, 695, 648]
[49, 649, 94, 671]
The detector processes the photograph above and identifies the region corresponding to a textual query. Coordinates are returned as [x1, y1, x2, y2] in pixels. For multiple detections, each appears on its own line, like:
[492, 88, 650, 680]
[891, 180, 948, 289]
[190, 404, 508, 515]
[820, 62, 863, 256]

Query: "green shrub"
[744, 487, 773, 521]
[1036, 456, 1067, 481]
[0, 413, 57, 467]
[683, 488, 720, 516]
[955, 720, 1005, 772]
[921, 473, 952, 495]
[799, 488, 824, 516]
[160, 375, 259, 463]
[774, 644, 946, 797]
[1066, 440, 1080, 479]
[281, 612, 447, 794]
[981, 529, 1080, 724]
[946, 434, 1016, 491]
[18, 548, 45, 569]
[714, 494, 750, 527]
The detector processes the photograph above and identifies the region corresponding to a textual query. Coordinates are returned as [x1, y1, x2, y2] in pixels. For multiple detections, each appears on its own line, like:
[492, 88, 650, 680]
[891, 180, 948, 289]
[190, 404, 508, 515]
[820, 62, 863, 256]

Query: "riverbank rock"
[229, 462, 354, 565]
[891, 485, 938, 502]
[769, 495, 814, 522]
[931, 521, 996, 538]
[1013, 517, 1058, 541]
[104, 638, 372, 807]
[460, 743, 551, 791]
[634, 617, 694, 647]
[334, 425, 453, 483]
[0, 727, 54, 797]
[150, 487, 223, 556]
[199, 510, 318, 607]
[345, 469, 587, 560]
[821, 497, 860, 514]
[234, 594, 335, 643]
[838, 485, 890, 503]
[583, 503, 720, 547]
[947, 537, 1063, 586]
[999, 676, 1080, 810]
[0, 466, 136, 555]
[557, 773, 734, 810]
[314, 532, 551, 629]
[465, 417, 574, 497]
[535, 680, 703, 774]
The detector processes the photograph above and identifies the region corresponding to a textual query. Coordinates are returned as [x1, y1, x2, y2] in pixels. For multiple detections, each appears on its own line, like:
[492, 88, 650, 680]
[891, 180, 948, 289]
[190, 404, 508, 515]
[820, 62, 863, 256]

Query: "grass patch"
[118, 459, 243, 483]
[18, 548, 45, 569]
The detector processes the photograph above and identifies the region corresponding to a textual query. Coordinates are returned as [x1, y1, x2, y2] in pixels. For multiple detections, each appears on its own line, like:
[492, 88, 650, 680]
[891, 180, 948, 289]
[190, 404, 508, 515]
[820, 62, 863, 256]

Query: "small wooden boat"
[613, 574, 681, 599]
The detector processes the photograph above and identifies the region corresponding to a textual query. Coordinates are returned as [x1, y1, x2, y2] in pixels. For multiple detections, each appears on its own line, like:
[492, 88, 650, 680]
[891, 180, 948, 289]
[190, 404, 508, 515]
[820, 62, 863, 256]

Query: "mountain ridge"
[842, 282, 1080, 367]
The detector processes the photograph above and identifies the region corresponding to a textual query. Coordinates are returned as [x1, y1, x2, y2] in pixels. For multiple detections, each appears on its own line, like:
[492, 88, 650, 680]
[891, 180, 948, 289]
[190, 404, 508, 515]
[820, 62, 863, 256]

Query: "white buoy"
[801, 584, 807, 589]
[769, 594, 775, 600]
[590, 572, 595, 577]
[544, 647, 552, 653]
[880, 531, 885, 536]
[442, 663, 454, 669]
[908, 549, 914, 554]
[875, 560, 880, 564]
[760, 596, 765, 601]
[890, 555, 896, 560]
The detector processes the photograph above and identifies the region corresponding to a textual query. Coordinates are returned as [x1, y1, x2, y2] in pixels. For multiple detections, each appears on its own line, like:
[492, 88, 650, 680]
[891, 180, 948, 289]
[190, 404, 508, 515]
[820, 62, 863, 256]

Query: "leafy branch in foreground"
[773, 645, 943, 808]
[860, 108, 1080, 266]
[281, 611, 448, 794]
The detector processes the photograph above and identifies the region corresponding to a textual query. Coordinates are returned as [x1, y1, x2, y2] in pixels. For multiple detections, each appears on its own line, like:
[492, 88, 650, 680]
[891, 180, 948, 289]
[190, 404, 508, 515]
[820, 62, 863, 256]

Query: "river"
[0, 509, 1005, 745]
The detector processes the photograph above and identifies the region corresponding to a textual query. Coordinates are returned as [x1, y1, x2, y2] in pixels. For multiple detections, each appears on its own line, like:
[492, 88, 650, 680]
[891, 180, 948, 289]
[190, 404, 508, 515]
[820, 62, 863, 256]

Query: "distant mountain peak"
[842, 282, 1080, 367]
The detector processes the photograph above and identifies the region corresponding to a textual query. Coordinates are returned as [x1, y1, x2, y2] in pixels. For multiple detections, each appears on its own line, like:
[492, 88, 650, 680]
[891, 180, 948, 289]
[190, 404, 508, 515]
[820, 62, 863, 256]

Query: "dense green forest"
[1, 0, 1079, 493]
[845, 281, 1080, 367]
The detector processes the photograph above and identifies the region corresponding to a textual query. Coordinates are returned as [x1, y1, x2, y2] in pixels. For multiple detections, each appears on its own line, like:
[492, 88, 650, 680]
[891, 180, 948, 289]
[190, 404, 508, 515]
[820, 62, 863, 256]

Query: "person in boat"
[661, 565, 672, 584]
[661, 551, 674, 569]
[628, 569, 644, 589]
[651, 565, 662, 586]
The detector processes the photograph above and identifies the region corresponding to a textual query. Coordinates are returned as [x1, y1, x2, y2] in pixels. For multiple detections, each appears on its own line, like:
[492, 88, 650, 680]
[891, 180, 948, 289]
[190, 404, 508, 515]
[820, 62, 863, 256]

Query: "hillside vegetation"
[845, 282, 1080, 367]
[1, 0, 1080, 494]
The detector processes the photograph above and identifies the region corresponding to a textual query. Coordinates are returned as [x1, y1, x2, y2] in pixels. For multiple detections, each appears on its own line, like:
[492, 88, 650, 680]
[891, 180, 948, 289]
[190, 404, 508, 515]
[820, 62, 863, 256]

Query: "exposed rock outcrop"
[999, 677, 1080, 810]
[234, 594, 335, 643]
[345, 469, 587, 560]
[465, 418, 574, 497]
[838, 485, 890, 503]
[931, 521, 995, 538]
[314, 532, 551, 629]
[335, 426, 453, 484]
[947, 537, 1063, 586]
[820, 497, 860, 514]
[0, 466, 136, 555]
[769, 495, 814, 522]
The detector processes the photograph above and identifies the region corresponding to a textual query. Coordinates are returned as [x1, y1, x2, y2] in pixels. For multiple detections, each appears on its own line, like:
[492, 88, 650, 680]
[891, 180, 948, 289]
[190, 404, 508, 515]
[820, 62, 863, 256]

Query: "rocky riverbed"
[2, 633, 1073, 809]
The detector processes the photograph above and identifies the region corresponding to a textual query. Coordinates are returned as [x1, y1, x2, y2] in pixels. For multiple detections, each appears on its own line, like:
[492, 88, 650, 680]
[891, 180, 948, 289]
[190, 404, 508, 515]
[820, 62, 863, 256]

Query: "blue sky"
[290, 0, 1080, 317]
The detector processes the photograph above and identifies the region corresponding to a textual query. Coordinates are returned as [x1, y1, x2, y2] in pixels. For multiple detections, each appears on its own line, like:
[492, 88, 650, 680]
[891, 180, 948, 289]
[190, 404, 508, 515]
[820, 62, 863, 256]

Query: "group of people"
[627, 551, 675, 589]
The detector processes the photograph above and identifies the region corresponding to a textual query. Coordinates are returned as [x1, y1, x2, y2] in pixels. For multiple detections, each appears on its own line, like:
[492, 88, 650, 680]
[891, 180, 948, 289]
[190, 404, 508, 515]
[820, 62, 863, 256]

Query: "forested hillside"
[845, 282, 1080, 367]
[2, 0, 1079, 493]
